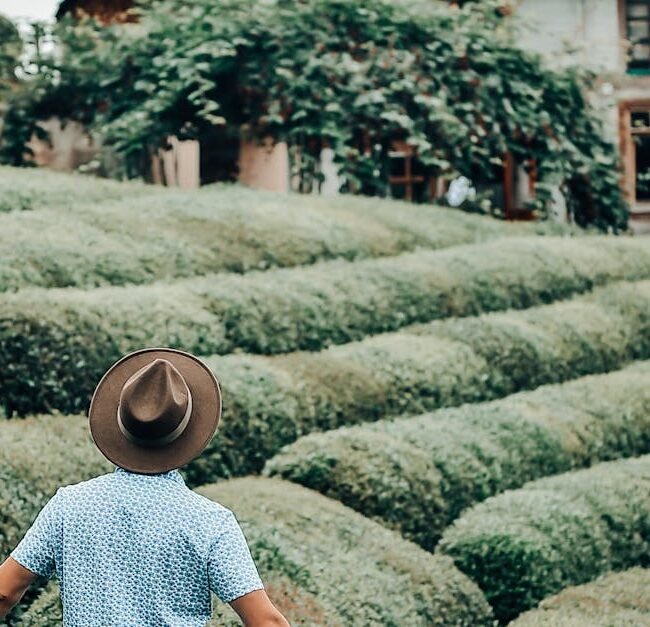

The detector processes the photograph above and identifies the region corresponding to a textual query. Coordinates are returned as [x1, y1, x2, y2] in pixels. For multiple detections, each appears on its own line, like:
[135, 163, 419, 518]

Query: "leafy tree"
[0, 14, 22, 96]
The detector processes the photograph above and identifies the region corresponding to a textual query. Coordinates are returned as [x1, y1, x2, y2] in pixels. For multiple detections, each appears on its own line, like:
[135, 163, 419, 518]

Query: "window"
[631, 107, 650, 201]
[388, 142, 434, 203]
[620, 101, 650, 205]
[625, 1, 650, 71]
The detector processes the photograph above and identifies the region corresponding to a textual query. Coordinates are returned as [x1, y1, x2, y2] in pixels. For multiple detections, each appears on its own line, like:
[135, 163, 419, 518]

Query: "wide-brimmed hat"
[88, 347, 222, 474]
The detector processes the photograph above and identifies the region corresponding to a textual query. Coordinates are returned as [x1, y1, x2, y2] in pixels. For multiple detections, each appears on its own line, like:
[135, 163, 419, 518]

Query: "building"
[513, 0, 650, 229]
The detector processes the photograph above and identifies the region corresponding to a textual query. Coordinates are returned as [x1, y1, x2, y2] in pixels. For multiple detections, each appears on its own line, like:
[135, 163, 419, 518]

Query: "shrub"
[2, 281, 650, 485]
[264, 362, 650, 551]
[0, 165, 536, 292]
[437, 455, 650, 623]
[3, 237, 650, 417]
[0, 165, 155, 214]
[510, 568, 650, 627]
[190, 280, 650, 482]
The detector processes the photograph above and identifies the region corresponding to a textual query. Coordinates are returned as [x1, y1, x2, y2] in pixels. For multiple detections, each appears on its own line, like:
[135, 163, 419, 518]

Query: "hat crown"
[119, 358, 191, 443]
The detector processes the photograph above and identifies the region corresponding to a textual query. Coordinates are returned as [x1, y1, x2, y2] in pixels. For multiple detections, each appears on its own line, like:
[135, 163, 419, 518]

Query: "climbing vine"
[0, 0, 629, 230]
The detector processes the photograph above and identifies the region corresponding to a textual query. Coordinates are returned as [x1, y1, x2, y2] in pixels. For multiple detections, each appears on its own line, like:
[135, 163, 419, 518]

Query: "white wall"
[515, 0, 622, 73]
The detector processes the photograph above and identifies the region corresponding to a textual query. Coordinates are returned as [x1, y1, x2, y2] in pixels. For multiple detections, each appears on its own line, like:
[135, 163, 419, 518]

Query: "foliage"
[511, 568, 650, 627]
[264, 362, 650, 550]
[3, 237, 650, 418]
[0, 165, 542, 292]
[1, 280, 649, 487]
[0, 14, 22, 97]
[438, 454, 650, 623]
[0, 0, 629, 230]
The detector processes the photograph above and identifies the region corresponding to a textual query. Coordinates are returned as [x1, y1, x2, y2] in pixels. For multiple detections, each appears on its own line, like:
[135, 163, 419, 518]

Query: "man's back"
[10, 467, 265, 627]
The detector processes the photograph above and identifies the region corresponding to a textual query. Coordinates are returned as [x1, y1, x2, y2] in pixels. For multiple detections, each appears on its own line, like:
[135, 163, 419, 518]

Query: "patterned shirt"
[10, 466, 265, 626]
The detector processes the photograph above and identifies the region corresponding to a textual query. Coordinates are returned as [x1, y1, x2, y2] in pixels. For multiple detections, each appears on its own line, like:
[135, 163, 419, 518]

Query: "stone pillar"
[152, 135, 200, 189]
[238, 136, 289, 192]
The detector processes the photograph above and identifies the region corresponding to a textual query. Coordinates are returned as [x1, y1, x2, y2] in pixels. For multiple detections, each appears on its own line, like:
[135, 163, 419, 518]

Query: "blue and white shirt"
[11, 466, 265, 626]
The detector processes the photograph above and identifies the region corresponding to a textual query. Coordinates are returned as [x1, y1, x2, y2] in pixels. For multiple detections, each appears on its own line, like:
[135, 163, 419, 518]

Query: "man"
[0, 347, 290, 626]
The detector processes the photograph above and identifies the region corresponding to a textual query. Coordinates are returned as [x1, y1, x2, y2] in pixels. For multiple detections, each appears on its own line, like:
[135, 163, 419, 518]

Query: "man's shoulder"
[186, 488, 234, 519]
[55, 472, 234, 518]
[53, 472, 116, 501]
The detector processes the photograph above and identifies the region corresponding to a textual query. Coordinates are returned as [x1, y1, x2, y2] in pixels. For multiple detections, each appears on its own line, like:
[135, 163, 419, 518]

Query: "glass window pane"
[389, 156, 406, 177]
[629, 20, 650, 40]
[632, 111, 650, 128]
[628, 3, 649, 19]
[635, 134, 650, 200]
[632, 43, 650, 60]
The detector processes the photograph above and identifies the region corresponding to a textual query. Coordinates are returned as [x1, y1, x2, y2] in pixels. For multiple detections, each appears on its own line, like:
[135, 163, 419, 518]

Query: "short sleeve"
[208, 510, 264, 603]
[10, 488, 63, 578]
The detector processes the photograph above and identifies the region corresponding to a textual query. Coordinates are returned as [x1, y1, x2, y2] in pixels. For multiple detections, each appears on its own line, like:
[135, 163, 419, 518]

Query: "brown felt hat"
[88, 347, 222, 474]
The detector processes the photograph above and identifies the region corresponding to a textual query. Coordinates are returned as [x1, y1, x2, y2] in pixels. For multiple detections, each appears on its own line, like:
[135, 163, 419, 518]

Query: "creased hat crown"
[118, 358, 192, 445]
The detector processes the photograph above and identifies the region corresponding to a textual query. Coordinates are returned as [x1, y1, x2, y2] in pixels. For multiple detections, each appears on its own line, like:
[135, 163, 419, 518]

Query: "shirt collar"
[114, 465, 186, 486]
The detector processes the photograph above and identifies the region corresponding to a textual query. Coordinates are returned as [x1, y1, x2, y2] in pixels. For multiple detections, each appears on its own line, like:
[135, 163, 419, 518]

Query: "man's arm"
[0, 557, 38, 618]
[229, 589, 290, 627]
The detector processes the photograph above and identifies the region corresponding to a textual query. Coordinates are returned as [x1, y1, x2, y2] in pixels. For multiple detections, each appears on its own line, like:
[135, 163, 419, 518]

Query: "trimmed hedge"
[5, 474, 493, 625]
[437, 455, 650, 623]
[0, 165, 534, 292]
[263, 362, 650, 550]
[203, 477, 493, 626]
[0, 165, 155, 215]
[2, 280, 650, 486]
[189, 279, 650, 483]
[510, 568, 650, 627]
[3, 237, 650, 417]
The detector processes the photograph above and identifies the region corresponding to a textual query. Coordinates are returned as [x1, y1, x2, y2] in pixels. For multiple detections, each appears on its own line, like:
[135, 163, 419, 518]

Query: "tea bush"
[3, 237, 650, 416]
[2, 281, 650, 486]
[510, 568, 650, 627]
[0, 165, 537, 292]
[264, 362, 650, 550]
[438, 455, 650, 623]
[0, 165, 155, 213]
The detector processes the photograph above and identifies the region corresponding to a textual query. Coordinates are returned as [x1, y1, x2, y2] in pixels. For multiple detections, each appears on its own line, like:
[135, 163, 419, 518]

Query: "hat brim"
[89, 347, 221, 474]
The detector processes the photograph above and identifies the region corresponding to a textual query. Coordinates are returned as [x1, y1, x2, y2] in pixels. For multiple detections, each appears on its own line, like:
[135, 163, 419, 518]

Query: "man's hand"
[229, 588, 290, 627]
[0, 557, 37, 618]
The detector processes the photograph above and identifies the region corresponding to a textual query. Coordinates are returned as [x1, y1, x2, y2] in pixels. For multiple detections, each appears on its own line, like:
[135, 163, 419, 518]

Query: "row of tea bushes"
[509, 568, 650, 626]
[138, 279, 650, 484]
[9, 477, 494, 626]
[3, 237, 650, 416]
[263, 362, 650, 550]
[3, 280, 650, 484]
[438, 455, 650, 623]
[0, 165, 156, 215]
[0, 167, 530, 292]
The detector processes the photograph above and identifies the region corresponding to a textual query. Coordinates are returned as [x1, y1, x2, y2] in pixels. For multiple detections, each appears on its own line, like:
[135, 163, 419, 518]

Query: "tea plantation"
[1, 166, 648, 625]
